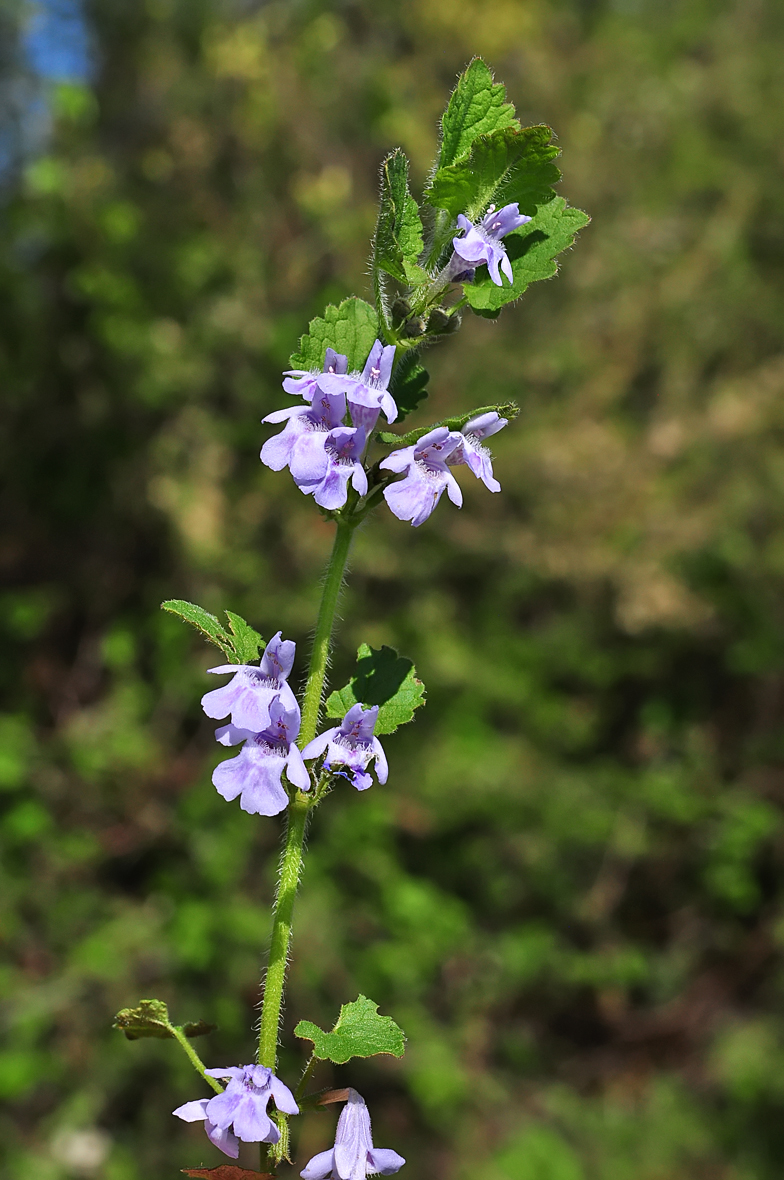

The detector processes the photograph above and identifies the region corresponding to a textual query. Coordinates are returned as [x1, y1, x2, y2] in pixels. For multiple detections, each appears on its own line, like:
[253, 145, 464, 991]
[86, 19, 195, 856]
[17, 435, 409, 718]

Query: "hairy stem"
[257, 518, 356, 1077]
[170, 1025, 223, 1094]
[299, 518, 356, 748]
[257, 793, 310, 1070]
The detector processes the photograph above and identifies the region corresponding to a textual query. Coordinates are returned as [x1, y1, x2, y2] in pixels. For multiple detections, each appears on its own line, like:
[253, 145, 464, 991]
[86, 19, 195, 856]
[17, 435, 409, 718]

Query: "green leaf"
[374, 149, 424, 285]
[161, 600, 265, 664]
[436, 58, 519, 173]
[389, 352, 429, 422]
[428, 125, 561, 221]
[113, 999, 217, 1041]
[224, 611, 264, 664]
[290, 297, 380, 373]
[376, 401, 520, 448]
[462, 198, 591, 314]
[161, 600, 235, 660]
[325, 643, 425, 736]
[294, 995, 405, 1064]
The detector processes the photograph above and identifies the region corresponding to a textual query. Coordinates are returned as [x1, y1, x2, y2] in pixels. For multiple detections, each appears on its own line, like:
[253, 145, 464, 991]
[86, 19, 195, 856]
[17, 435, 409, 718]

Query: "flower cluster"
[261, 337, 508, 527]
[175, 1075, 404, 1178]
[173, 1064, 298, 1158]
[380, 411, 508, 526]
[202, 636, 387, 814]
[261, 341, 396, 512]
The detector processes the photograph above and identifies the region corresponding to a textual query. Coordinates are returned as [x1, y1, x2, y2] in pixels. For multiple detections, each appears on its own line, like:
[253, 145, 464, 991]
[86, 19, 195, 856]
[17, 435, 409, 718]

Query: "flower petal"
[300, 1148, 336, 1180]
[371, 736, 388, 784]
[205, 1120, 240, 1158]
[367, 1147, 406, 1175]
[231, 1093, 276, 1143]
[269, 1073, 300, 1116]
[172, 1098, 210, 1123]
[286, 745, 311, 791]
[301, 729, 338, 761]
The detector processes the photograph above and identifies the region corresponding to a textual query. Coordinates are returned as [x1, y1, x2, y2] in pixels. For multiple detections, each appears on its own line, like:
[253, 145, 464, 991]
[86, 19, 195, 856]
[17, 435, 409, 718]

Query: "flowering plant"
[112, 59, 588, 1176]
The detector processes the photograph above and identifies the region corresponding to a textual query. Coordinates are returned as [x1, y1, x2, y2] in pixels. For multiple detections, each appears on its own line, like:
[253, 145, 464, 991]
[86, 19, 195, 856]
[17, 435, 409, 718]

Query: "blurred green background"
[3, 0, 784, 1177]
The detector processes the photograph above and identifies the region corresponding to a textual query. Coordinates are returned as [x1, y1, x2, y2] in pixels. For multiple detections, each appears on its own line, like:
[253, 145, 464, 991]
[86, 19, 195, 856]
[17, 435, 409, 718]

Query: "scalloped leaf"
[161, 601, 265, 665]
[389, 353, 429, 422]
[374, 149, 424, 285]
[290, 297, 380, 373]
[436, 58, 519, 172]
[428, 124, 560, 221]
[162, 600, 234, 660]
[463, 198, 590, 314]
[295, 995, 405, 1064]
[325, 643, 425, 736]
[224, 611, 264, 664]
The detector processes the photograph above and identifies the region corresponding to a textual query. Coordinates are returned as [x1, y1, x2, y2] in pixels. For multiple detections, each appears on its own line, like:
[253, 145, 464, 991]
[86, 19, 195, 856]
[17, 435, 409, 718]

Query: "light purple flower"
[202, 631, 298, 732]
[319, 339, 398, 426]
[301, 703, 387, 791]
[297, 426, 369, 511]
[174, 1064, 299, 1153]
[379, 426, 463, 527]
[283, 347, 349, 402]
[448, 411, 508, 492]
[452, 202, 532, 286]
[261, 389, 347, 485]
[300, 1088, 405, 1180]
[213, 698, 310, 815]
[172, 1097, 240, 1159]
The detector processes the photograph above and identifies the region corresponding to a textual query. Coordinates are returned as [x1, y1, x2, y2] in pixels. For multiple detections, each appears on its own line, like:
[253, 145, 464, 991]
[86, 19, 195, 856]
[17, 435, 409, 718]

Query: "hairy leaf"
[376, 401, 519, 448]
[325, 643, 425, 735]
[389, 353, 429, 422]
[295, 995, 405, 1064]
[162, 601, 265, 664]
[374, 149, 424, 285]
[463, 198, 591, 313]
[429, 125, 561, 220]
[436, 58, 519, 173]
[290, 297, 380, 373]
[224, 611, 264, 664]
[161, 600, 235, 660]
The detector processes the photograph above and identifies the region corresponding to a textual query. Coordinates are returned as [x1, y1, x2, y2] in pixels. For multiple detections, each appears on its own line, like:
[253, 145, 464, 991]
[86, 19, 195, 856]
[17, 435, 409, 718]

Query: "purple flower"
[452, 202, 532, 286]
[379, 426, 463, 527]
[201, 631, 298, 732]
[297, 426, 369, 511]
[213, 698, 310, 815]
[301, 703, 388, 791]
[319, 339, 398, 426]
[174, 1064, 299, 1154]
[261, 389, 347, 485]
[300, 1088, 405, 1180]
[172, 1097, 240, 1159]
[283, 348, 349, 402]
[448, 411, 508, 492]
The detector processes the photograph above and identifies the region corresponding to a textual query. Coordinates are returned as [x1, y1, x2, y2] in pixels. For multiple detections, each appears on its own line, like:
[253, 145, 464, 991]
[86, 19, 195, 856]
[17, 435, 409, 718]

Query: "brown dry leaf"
[316, 1088, 350, 1105]
[181, 1168, 275, 1179]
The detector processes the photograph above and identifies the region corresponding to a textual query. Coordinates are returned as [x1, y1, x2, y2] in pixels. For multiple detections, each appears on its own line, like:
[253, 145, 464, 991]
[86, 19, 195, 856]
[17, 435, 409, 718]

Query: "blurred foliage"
[2, 0, 784, 1177]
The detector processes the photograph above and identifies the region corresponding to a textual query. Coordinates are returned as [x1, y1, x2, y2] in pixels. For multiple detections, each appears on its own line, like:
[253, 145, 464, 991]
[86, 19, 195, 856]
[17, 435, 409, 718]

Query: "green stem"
[257, 518, 356, 1074]
[170, 1025, 223, 1094]
[299, 519, 355, 748]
